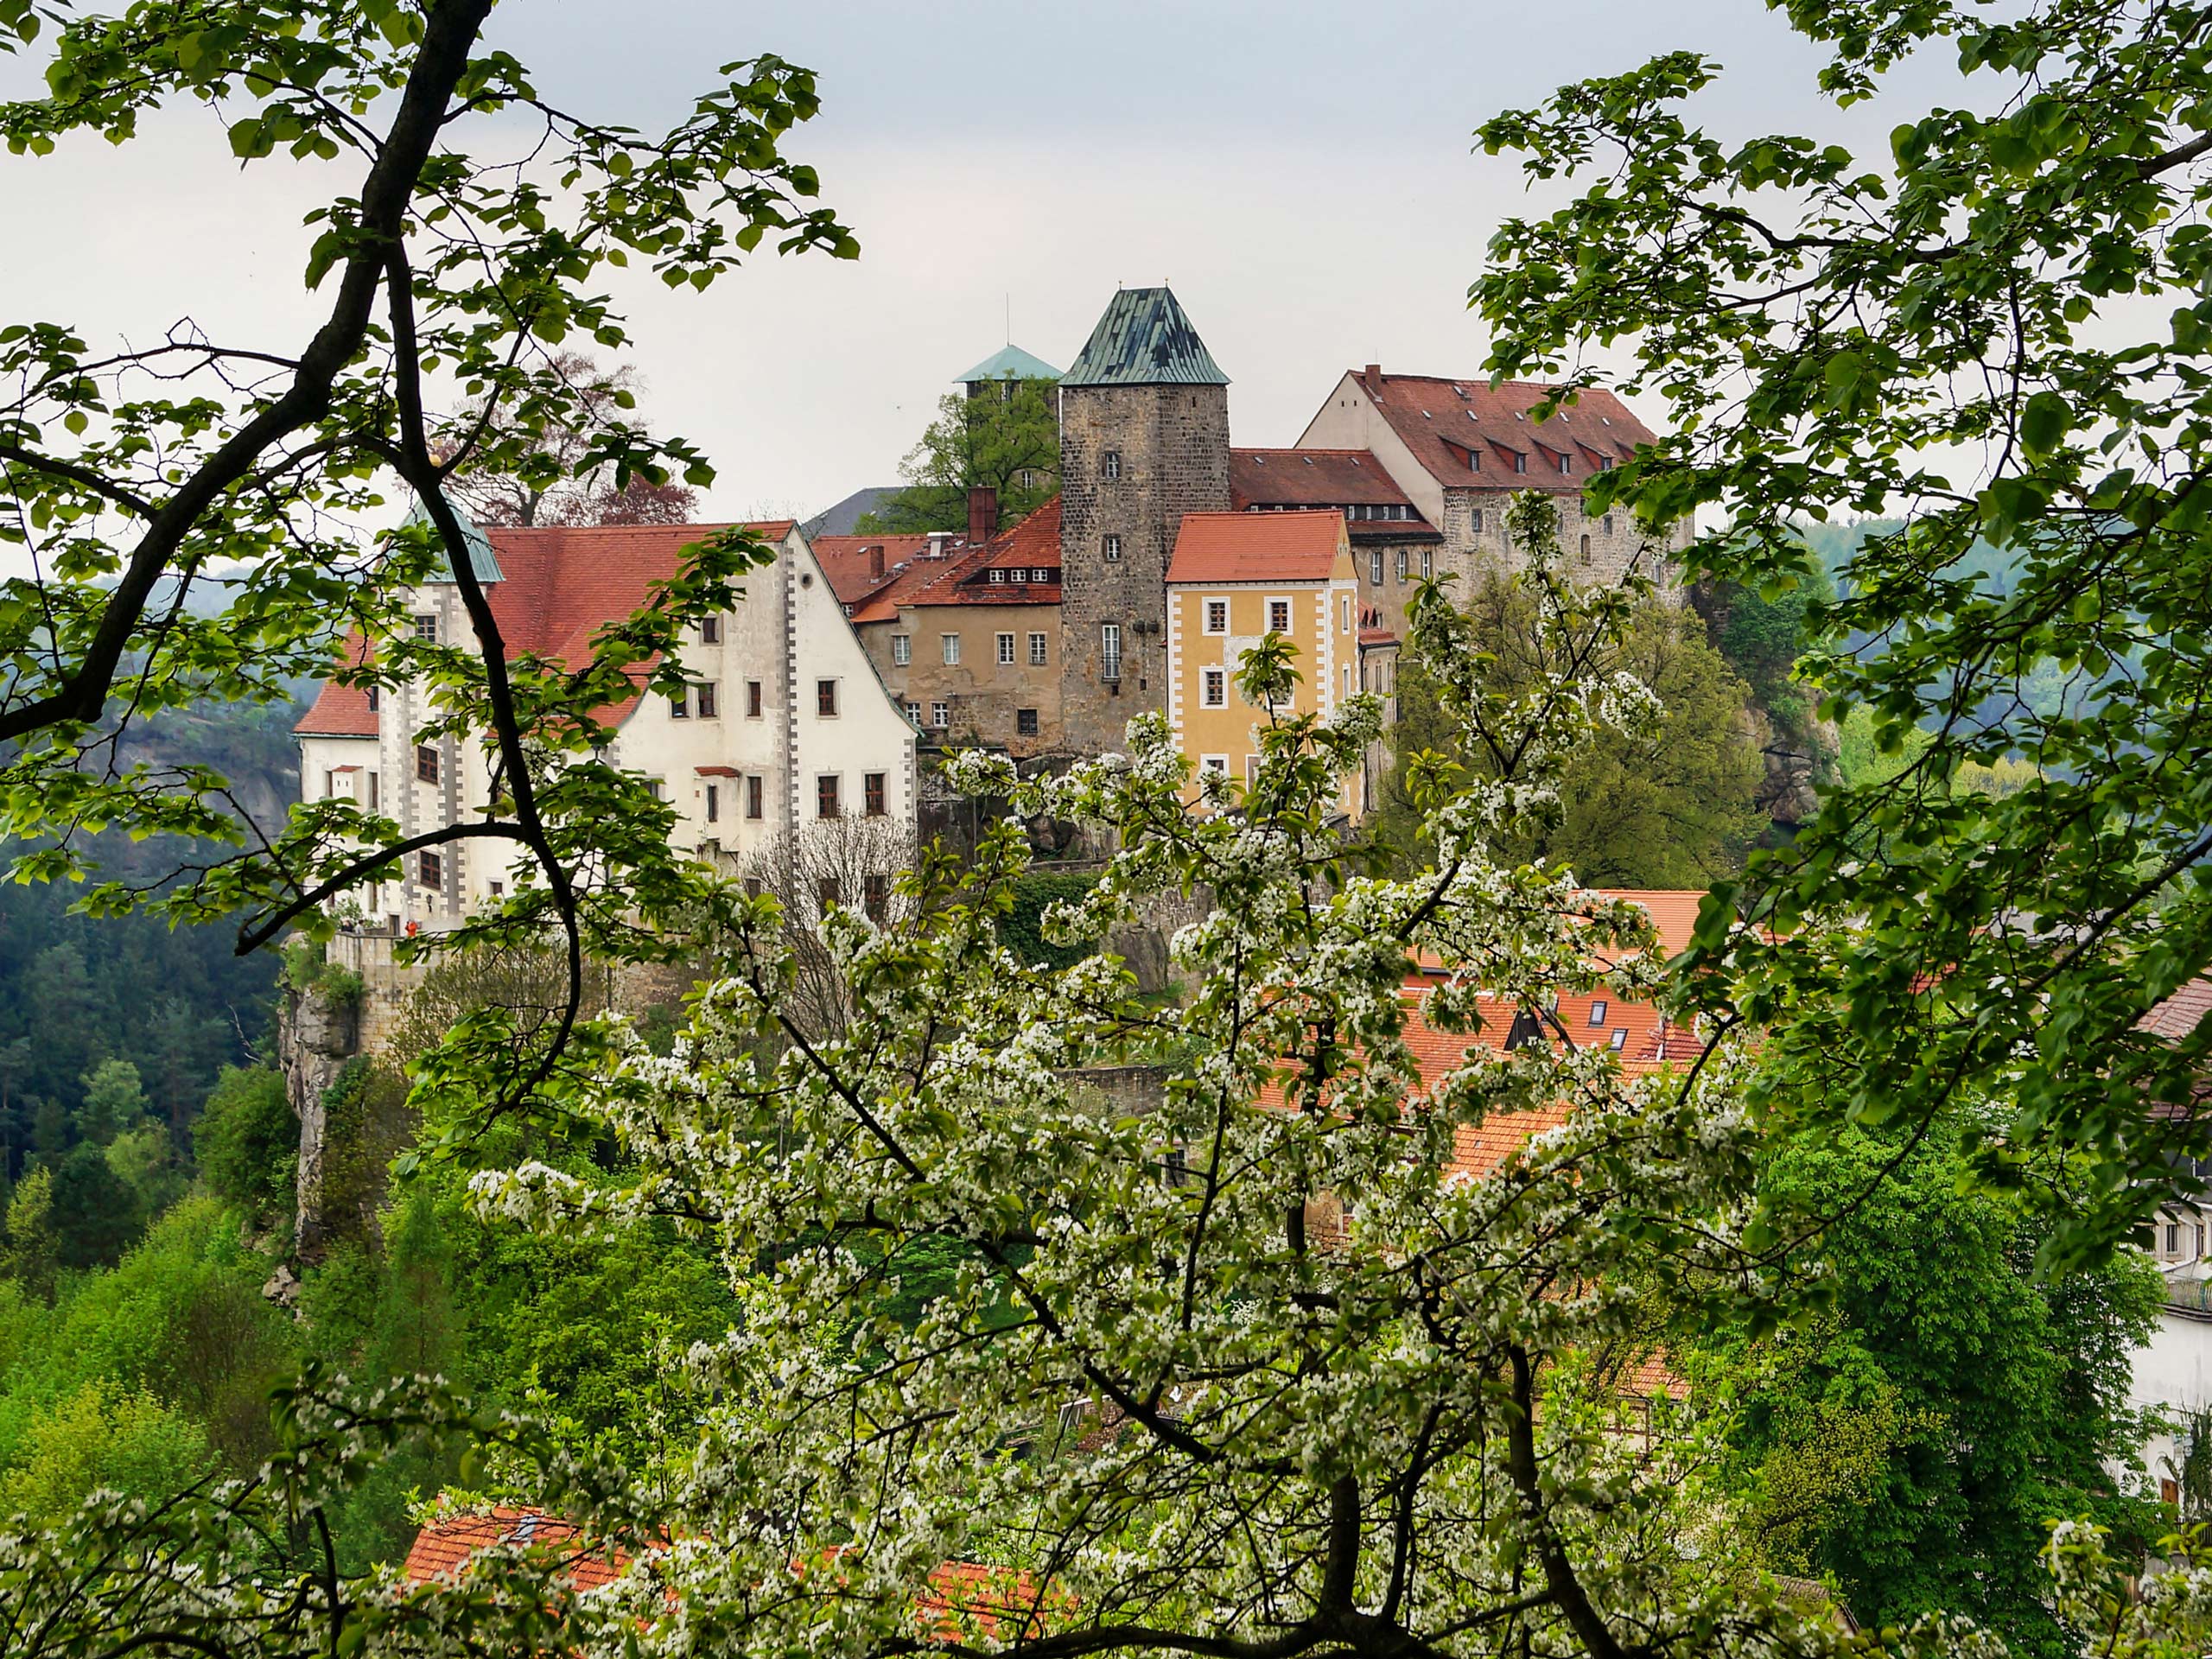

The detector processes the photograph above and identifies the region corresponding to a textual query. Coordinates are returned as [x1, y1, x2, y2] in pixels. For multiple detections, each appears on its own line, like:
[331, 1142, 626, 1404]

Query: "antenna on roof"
[1005, 293, 1011, 346]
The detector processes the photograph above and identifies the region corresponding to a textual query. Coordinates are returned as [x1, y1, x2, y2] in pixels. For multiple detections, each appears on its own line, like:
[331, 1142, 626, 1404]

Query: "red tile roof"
[294, 630, 379, 736]
[1230, 448, 1441, 544]
[814, 533, 954, 607]
[900, 496, 1064, 611]
[1166, 511, 1347, 585]
[2143, 976, 2212, 1042]
[296, 521, 791, 734]
[402, 1507, 627, 1592]
[1351, 372, 1658, 494]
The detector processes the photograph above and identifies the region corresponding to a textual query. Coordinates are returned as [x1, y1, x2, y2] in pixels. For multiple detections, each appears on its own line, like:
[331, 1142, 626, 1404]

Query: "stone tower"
[1057, 287, 1231, 754]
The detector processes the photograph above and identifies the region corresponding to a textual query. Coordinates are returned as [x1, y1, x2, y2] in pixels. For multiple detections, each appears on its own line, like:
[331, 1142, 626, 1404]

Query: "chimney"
[1363, 363, 1382, 391]
[967, 486, 1000, 547]
[869, 544, 885, 581]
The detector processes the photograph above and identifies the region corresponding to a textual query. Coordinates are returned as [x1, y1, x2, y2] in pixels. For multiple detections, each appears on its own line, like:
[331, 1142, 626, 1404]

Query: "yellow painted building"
[1165, 511, 1361, 817]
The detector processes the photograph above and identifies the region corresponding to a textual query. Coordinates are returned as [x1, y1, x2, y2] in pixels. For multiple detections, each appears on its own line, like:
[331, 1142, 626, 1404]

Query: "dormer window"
[1558, 454, 1573, 475]
[1010, 568, 1027, 583]
[1513, 452, 1528, 474]
[988, 569, 1007, 583]
[1032, 568, 1052, 582]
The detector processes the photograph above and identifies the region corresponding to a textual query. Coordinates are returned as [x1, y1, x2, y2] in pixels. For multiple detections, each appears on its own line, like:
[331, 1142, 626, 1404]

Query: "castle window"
[747, 679, 763, 717]
[1205, 598, 1228, 635]
[747, 775, 764, 819]
[1010, 567, 1027, 583]
[745, 876, 763, 899]
[1103, 450, 1122, 480]
[1559, 454, 1573, 474]
[817, 775, 842, 819]
[1513, 452, 1528, 474]
[413, 613, 437, 642]
[1267, 598, 1292, 634]
[1471, 510, 1484, 532]
[1604, 515, 1615, 535]
[1580, 534, 1592, 563]
[1421, 550, 1433, 580]
[893, 633, 911, 666]
[696, 681, 718, 719]
[705, 784, 720, 823]
[702, 616, 721, 644]
[367, 686, 379, 713]
[1028, 632, 1048, 665]
[417, 850, 442, 888]
[1370, 550, 1383, 584]
[1395, 550, 1408, 582]
[864, 873, 889, 922]
[416, 745, 439, 784]
[1101, 624, 1122, 683]
[367, 772, 378, 810]
[1032, 568, 1052, 582]
[1017, 708, 1039, 737]
[931, 701, 949, 728]
[669, 686, 689, 718]
[1103, 534, 1122, 563]
[865, 772, 887, 817]
[941, 633, 962, 666]
[997, 632, 1016, 665]
[906, 701, 922, 722]
[1340, 594, 1351, 633]
[818, 876, 841, 912]
[817, 679, 840, 716]
[1202, 668, 1226, 708]
[1199, 754, 1230, 779]
[1471, 451, 1483, 472]
[988, 569, 1007, 583]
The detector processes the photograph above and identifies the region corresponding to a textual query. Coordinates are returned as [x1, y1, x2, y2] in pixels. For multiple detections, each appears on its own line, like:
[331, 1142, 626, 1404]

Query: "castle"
[296, 285, 1688, 928]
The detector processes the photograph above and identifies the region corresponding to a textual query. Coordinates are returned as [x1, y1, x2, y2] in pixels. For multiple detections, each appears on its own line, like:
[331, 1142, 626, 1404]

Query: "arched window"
[1579, 533, 1592, 563]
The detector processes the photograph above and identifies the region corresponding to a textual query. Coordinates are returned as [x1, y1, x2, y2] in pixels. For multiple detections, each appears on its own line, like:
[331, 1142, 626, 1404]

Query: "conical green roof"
[404, 494, 502, 584]
[1062, 287, 1228, 388]
[955, 343, 1062, 383]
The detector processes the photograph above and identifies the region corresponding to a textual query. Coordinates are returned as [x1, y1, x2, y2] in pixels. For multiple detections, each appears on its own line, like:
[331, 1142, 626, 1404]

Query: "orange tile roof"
[1166, 510, 1347, 585]
[1351, 372, 1658, 495]
[402, 1507, 627, 1592]
[294, 629, 379, 736]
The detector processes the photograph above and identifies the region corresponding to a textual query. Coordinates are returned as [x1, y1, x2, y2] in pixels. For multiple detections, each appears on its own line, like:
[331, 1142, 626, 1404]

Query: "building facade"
[1057, 288, 1233, 754]
[294, 515, 918, 932]
[1294, 369, 1689, 594]
[1165, 512, 1359, 817]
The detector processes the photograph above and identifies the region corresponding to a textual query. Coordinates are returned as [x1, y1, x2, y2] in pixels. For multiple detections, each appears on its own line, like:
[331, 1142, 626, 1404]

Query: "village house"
[294, 513, 918, 931]
[822, 491, 1068, 761]
[1164, 511, 1360, 817]
[1293, 369, 1688, 593]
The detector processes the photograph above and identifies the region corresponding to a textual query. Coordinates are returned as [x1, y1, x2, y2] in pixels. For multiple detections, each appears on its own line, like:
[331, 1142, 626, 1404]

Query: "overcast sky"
[0, 3, 1958, 521]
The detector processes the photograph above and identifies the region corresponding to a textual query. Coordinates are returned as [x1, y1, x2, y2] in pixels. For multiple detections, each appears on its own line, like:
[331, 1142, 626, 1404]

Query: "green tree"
[1475, 0, 2212, 1257]
[0, 1166, 57, 1302]
[0, 0, 856, 1153]
[46, 1146, 139, 1270]
[1376, 497, 1764, 885]
[857, 378, 1059, 533]
[0, 1381, 214, 1529]
[74, 1058, 148, 1148]
[1703, 1126, 2162, 1655]
[193, 1067, 298, 1231]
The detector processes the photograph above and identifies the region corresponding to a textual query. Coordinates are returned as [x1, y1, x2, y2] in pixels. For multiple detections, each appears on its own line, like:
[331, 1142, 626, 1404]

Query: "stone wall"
[1058, 383, 1231, 753]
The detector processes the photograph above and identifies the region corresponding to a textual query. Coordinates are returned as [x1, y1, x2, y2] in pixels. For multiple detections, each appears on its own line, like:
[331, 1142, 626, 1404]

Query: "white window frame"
[1103, 450, 1122, 480]
[1028, 632, 1048, 665]
[892, 633, 912, 666]
[1103, 534, 1122, 563]
[941, 632, 962, 666]
[1202, 667, 1226, 709]
[996, 632, 1016, 665]
[1199, 754, 1230, 779]
[1266, 596, 1293, 635]
[1101, 623, 1122, 682]
[1338, 594, 1351, 634]
[1204, 597, 1229, 635]
[931, 700, 950, 729]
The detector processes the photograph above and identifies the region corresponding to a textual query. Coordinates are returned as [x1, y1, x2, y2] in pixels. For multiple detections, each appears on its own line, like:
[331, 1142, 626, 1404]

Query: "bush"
[194, 1067, 297, 1230]
[1002, 873, 1096, 971]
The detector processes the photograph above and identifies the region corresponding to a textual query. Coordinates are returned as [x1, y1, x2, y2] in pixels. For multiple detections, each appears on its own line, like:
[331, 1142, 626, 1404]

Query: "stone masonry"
[1058, 382, 1231, 754]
